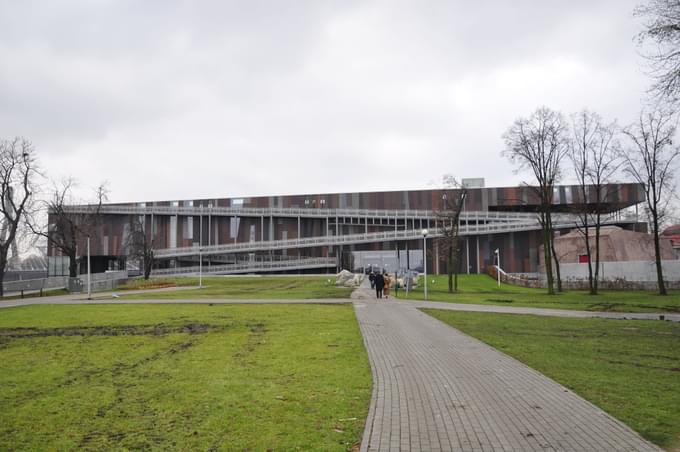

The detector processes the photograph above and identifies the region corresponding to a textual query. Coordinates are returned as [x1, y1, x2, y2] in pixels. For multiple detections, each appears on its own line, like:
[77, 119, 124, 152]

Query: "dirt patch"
[232, 322, 268, 365]
[0, 323, 232, 341]
[605, 359, 680, 372]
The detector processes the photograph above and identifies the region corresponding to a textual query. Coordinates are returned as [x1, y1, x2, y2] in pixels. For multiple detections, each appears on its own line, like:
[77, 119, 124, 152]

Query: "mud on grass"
[0, 304, 371, 451]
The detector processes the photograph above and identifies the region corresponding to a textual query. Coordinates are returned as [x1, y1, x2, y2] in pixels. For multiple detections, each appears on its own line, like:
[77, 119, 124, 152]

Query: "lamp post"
[208, 202, 212, 271]
[494, 248, 500, 287]
[199, 205, 203, 288]
[422, 228, 428, 300]
[87, 236, 91, 299]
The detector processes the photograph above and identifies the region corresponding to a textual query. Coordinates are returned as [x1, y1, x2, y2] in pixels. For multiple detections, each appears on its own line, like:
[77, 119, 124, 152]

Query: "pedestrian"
[369, 271, 375, 289]
[383, 273, 391, 298]
[374, 272, 384, 299]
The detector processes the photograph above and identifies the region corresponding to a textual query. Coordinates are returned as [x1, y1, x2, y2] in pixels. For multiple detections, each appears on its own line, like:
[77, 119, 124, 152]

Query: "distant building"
[49, 181, 646, 277]
[543, 226, 675, 268]
[661, 225, 680, 258]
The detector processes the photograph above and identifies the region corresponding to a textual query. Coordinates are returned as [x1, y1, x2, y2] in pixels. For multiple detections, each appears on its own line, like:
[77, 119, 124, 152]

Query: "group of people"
[368, 271, 391, 299]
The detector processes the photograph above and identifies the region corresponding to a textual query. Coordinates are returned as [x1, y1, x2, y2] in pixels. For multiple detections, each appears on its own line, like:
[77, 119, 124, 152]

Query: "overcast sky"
[0, 0, 655, 203]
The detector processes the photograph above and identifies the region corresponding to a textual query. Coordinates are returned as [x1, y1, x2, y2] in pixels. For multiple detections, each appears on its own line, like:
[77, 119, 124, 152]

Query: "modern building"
[542, 226, 675, 268]
[49, 180, 646, 277]
[661, 225, 680, 258]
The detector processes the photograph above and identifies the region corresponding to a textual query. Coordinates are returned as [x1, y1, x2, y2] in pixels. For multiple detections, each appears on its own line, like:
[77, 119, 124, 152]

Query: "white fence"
[3, 276, 70, 294]
[555, 260, 680, 290]
[2, 270, 129, 295]
[559, 260, 680, 281]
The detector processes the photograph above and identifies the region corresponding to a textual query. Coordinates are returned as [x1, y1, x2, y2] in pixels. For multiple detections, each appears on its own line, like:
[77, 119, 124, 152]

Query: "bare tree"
[621, 106, 680, 295]
[0, 138, 38, 296]
[635, 0, 680, 102]
[569, 110, 621, 295]
[125, 214, 155, 280]
[34, 179, 107, 278]
[502, 107, 569, 295]
[434, 175, 468, 293]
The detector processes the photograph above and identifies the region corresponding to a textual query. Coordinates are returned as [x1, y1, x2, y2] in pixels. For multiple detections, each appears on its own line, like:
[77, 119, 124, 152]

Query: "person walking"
[369, 271, 375, 289]
[374, 272, 384, 299]
[383, 273, 391, 298]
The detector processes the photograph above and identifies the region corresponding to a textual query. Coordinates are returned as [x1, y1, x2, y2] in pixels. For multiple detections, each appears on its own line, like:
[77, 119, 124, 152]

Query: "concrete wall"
[499, 260, 680, 290]
[557, 260, 680, 289]
[559, 260, 680, 282]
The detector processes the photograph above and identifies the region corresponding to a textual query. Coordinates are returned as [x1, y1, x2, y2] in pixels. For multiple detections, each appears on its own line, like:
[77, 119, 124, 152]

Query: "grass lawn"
[423, 309, 680, 449]
[393, 274, 680, 313]
[121, 276, 353, 300]
[0, 303, 371, 450]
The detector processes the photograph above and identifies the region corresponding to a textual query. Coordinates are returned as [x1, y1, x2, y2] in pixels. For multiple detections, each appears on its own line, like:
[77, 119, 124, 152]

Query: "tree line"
[435, 0, 680, 297]
[0, 149, 155, 297]
[502, 105, 678, 296]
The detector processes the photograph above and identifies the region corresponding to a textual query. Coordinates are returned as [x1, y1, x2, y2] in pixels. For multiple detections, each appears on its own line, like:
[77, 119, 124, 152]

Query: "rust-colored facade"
[49, 183, 646, 276]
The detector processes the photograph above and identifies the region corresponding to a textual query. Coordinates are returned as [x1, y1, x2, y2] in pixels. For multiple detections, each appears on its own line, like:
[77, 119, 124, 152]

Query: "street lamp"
[87, 235, 91, 299]
[208, 202, 213, 271]
[199, 205, 203, 288]
[494, 248, 500, 287]
[422, 228, 428, 300]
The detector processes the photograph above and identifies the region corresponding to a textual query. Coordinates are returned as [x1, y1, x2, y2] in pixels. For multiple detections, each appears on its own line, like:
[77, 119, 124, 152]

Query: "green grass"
[422, 309, 680, 449]
[0, 304, 371, 450]
[394, 274, 680, 313]
[121, 276, 352, 300]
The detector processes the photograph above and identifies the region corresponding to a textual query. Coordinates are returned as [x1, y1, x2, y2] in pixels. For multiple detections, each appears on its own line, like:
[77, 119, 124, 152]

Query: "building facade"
[49, 181, 646, 277]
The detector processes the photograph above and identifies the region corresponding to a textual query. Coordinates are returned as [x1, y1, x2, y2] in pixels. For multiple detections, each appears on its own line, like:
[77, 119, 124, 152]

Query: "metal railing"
[151, 256, 336, 276]
[151, 212, 632, 259]
[154, 223, 535, 259]
[62, 204, 553, 222]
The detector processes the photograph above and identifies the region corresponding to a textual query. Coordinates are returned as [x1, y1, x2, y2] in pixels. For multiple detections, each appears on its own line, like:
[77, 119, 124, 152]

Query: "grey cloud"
[0, 0, 658, 202]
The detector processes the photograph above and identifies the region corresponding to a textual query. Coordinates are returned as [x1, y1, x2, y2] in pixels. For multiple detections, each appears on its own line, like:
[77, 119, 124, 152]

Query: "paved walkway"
[354, 296, 660, 451]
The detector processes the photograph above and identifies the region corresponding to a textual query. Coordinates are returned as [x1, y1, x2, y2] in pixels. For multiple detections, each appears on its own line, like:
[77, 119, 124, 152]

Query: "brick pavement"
[354, 297, 661, 451]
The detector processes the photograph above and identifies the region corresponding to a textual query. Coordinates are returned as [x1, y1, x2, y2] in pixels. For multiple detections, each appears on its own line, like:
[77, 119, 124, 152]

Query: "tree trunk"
[550, 234, 563, 293]
[447, 243, 453, 293]
[69, 251, 78, 278]
[593, 217, 601, 295]
[583, 217, 594, 295]
[547, 213, 562, 293]
[143, 249, 154, 280]
[542, 212, 555, 295]
[0, 255, 5, 297]
[652, 212, 667, 295]
[452, 238, 460, 292]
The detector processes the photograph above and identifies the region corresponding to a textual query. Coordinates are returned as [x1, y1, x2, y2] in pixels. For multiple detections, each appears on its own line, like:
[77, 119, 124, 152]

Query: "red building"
[49, 181, 647, 277]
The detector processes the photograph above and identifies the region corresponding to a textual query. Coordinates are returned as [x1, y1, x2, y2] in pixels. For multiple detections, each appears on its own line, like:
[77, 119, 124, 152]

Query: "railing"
[62, 204, 556, 222]
[2, 271, 129, 295]
[151, 257, 336, 276]
[3, 276, 69, 294]
[151, 213, 633, 259]
[154, 221, 538, 258]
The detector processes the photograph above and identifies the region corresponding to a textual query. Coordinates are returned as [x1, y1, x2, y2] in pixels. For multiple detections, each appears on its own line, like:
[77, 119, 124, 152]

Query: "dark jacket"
[374, 273, 385, 289]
